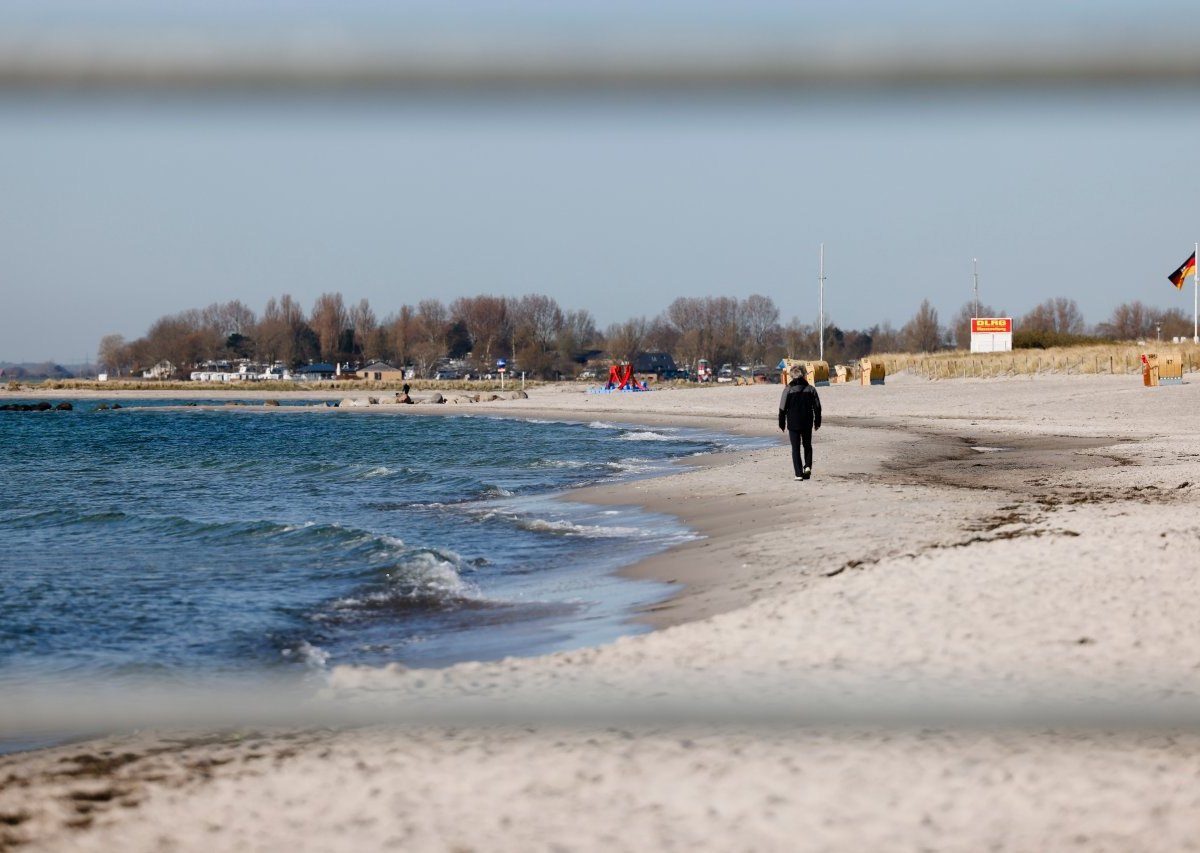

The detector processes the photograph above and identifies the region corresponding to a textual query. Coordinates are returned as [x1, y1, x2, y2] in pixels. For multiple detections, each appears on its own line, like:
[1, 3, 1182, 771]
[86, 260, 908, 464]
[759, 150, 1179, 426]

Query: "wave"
[315, 548, 480, 620]
[618, 430, 676, 442]
[4, 508, 414, 568]
[279, 640, 330, 670]
[604, 458, 658, 475]
[514, 517, 648, 538]
[359, 466, 399, 479]
[480, 485, 516, 498]
[526, 458, 594, 470]
[466, 505, 654, 540]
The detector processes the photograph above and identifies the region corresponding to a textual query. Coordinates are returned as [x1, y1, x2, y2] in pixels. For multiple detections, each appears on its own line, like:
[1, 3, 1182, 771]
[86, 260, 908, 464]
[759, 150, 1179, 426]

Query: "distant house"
[356, 361, 406, 382]
[295, 362, 338, 381]
[143, 360, 176, 380]
[633, 352, 677, 375]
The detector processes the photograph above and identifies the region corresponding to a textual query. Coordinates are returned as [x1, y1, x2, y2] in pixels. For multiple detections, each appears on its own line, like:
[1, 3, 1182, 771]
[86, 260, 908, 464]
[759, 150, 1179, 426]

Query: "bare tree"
[902, 299, 942, 352]
[509, 294, 564, 377]
[556, 308, 598, 370]
[782, 318, 815, 359]
[702, 296, 742, 367]
[201, 300, 257, 338]
[416, 299, 448, 341]
[741, 293, 781, 366]
[348, 298, 377, 359]
[142, 310, 220, 369]
[1020, 297, 1084, 336]
[310, 293, 349, 363]
[665, 296, 708, 368]
[642, 315, 680, 356]
[97, 334, 126, 375]
[869, 321, 903, 354]
[1156, 307, 1192, 339]
[382, 305, 416, 369]
[605, 317, 647, 364]
[952, 301, 1002, 350]
[255, 294, 310, 366]
[1101, 301, 1155, 340]
[510, 294, 563, 351]
[449, 295, 509, 363]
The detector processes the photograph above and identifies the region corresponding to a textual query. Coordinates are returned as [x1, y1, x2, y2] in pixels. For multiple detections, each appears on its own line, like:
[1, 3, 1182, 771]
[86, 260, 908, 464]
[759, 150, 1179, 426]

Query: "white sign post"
[970, 318, 1013, 353]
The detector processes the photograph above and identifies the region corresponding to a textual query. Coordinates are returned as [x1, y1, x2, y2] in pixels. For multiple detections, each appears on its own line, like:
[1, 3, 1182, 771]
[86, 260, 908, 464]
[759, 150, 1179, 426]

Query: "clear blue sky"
[3, 1, 1199, 362]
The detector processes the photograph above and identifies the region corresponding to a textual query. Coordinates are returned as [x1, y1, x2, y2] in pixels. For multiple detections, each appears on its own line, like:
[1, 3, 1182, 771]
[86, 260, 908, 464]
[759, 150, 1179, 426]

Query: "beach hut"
[296, 362, 338, 382]
[1142, 352, 1183, 386]
[859, 358, 886, 386]
[779, 358, 829, 386]
[357, 361, 406, 382]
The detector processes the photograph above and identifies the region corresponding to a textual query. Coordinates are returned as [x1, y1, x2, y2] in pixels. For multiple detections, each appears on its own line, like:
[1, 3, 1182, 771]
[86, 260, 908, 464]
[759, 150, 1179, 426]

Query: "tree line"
[97, 292, 1196, 380]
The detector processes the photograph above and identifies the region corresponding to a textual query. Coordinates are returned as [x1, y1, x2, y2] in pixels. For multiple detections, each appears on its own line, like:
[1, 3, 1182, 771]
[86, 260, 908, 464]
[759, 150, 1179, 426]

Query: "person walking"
[778, 364, 822, 480]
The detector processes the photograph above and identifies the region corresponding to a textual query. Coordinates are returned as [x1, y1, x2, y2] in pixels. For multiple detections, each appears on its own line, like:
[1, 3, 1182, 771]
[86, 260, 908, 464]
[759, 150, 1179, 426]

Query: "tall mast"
[818, 243, 825, 362]
[1194, 241, 1198, 344]
[973, 258, 980, 319]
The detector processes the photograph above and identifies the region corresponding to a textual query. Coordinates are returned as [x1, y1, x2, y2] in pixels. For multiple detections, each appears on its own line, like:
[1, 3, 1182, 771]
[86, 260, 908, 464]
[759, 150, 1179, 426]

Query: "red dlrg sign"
[971, 318, 1012, 334]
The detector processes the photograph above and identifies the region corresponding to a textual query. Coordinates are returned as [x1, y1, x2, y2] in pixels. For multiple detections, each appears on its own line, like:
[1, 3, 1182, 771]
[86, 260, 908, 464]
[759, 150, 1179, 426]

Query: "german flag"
[1168, 251, 1196, 289]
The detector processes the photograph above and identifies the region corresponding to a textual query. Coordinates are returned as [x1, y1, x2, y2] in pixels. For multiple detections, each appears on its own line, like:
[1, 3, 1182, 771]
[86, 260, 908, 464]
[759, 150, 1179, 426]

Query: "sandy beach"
[3, 373, 1199, 851]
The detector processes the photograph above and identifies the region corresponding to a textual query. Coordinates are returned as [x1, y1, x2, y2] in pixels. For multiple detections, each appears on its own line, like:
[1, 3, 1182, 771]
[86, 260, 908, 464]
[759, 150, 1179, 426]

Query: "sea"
[0, 400, 762, 701]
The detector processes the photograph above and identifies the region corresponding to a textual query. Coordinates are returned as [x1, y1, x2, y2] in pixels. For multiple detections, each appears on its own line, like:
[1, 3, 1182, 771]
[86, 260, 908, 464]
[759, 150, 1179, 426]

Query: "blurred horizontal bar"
[4, 680, 1200, 739]
[1, 37, 1199, 92]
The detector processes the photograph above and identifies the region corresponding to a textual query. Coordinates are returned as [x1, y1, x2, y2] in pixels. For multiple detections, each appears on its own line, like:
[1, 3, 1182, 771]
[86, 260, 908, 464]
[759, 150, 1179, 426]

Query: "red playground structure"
[605, 363, 648, 391]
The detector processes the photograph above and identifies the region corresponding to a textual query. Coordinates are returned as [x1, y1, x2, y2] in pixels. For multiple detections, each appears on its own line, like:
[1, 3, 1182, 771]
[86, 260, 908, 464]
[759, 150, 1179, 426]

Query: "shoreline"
[4, 374, 1200, 849]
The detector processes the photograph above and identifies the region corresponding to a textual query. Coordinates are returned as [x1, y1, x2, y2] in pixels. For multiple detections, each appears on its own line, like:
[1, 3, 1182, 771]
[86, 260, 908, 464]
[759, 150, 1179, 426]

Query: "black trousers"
[788, 427, 813, 476]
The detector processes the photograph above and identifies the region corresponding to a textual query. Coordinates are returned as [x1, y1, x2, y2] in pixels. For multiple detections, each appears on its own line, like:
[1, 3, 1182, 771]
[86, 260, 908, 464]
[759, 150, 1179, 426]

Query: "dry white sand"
[3, 373, 1200, 851]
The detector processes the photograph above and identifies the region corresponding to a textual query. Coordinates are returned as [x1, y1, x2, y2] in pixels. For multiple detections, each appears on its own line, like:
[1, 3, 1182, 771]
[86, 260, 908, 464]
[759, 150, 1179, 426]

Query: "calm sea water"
[0, 400, 758, 690]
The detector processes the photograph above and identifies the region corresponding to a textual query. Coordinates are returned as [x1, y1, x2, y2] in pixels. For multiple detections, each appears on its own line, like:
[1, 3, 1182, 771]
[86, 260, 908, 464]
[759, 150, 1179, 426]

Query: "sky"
[3, 1, 1200, 363]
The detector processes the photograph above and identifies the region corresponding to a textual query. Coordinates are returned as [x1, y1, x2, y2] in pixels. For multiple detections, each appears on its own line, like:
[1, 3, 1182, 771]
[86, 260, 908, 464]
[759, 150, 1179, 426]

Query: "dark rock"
[34, 402, 51, 411]
[111, 403, 122, 409]
[55, 402, 73, 411]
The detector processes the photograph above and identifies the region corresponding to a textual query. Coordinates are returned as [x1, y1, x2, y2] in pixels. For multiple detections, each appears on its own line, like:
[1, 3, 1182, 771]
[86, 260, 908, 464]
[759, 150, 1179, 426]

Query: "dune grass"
[874, 342, 1200, 380]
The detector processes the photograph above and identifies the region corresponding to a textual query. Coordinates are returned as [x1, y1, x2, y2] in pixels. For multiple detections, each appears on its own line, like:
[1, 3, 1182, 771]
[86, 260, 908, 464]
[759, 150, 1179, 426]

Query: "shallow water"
[0, 402, 761, 688]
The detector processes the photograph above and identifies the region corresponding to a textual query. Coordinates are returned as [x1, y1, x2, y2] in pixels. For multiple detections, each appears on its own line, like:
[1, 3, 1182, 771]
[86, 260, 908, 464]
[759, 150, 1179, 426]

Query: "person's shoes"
[794, 475, 803, 481]
[802, 468, 812, 480]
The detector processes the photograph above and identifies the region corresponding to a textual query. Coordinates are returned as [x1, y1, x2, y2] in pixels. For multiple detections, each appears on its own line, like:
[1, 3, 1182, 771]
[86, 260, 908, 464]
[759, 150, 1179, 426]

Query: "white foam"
[606, 458, 657, 475]
[517, 517, 647, 538]
[619, 430, 675, 442]
[534, 459, 590, 469]
[360, 466, 398, 478]
[281, 640, 329, 670]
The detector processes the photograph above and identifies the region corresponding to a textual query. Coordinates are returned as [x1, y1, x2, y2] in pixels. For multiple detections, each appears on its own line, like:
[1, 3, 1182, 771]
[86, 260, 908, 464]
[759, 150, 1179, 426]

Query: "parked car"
[434, 370, 459, 380]
[577, 369, 598, 381]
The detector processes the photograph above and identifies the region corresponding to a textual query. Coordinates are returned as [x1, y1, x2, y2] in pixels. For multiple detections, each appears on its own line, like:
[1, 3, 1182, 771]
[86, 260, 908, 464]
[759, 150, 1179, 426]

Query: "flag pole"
[818, 243, 825, 363]
[1194, 241, 1198, 344]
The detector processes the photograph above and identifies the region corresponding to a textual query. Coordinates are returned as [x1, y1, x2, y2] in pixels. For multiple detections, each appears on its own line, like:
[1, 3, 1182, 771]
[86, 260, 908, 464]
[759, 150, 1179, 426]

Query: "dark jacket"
[778, 378, 822, 431]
